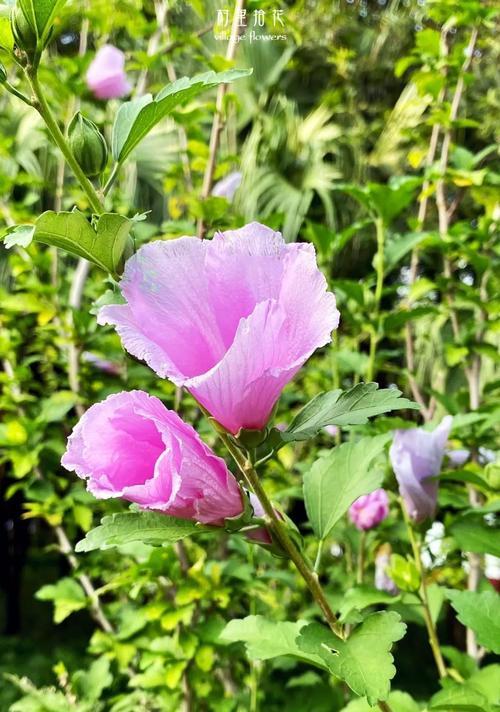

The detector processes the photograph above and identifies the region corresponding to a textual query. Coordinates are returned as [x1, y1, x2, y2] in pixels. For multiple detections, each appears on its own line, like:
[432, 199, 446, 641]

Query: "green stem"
[378, 702, 393, 712]
[102, 163, 120, 197]
[356, 530, 366, 585]
[313, 539, 324, 574]
[218, 430, 344, 639]
[367, 217, 385, 382]
[26, 70, 104, 214]
[400, 500, 447, 679]
[3, 80, 34, 106]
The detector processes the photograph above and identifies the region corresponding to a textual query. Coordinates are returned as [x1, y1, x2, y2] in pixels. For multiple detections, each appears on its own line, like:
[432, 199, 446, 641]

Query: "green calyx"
[68, 112, 108, 178]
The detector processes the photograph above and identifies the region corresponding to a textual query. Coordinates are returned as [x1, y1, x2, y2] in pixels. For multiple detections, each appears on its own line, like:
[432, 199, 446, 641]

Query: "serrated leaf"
[112, 69, 251, 163]
[297, 612, 407, 704]
[75, 511, 210, 552]
[31, 210, 133, 277]
[281, 383, 418, 442]
[446, 590, 500, 654]
[450, 514, 500, 557]
[303, 434, 390, 540]
[219, 615, 327, 669]
[1, 224, 35, 248]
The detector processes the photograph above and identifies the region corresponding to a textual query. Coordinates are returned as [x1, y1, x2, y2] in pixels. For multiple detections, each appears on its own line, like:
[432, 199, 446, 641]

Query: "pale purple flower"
[61, 390, 243, 525]
[82, 351, 122, 376]
[86, 45, 131, 100]
[390, 416, 453, 522]
[349, 488, 389, 531]
[446, 448, 469, 466]
[99, 223, 339, 434]
[211, 171, 242, 200]
[375, 547, 398, 595]
[323, 424, 339, 437]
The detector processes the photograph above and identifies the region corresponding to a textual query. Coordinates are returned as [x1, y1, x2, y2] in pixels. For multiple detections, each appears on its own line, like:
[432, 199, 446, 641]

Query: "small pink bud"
[349, 488, 389, 531]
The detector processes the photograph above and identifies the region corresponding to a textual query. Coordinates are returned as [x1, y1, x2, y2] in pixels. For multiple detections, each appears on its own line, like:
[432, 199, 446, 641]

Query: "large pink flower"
[86, 45, 131, 100]
[61, 390, 243, 525]
[99, 223, 339, 434]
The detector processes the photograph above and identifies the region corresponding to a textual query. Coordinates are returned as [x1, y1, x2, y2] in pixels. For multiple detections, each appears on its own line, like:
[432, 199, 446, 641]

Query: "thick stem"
[218, 431, 343, 638]
[26, 71, 104, 215]
[401, 501, 447, 678]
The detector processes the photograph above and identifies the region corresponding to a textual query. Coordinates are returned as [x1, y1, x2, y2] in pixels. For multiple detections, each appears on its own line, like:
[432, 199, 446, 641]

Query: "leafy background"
[0, 0, 499, 710]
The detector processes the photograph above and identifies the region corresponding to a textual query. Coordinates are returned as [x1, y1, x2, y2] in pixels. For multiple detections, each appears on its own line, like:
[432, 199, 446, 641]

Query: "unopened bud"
[68, 112, 108, 178]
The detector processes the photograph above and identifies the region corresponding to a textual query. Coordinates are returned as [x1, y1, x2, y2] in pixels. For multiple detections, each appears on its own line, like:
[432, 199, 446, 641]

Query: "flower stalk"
[25, 69, 104, 215]
[217, 429, 344, 638]
[400, 500, 447, 679]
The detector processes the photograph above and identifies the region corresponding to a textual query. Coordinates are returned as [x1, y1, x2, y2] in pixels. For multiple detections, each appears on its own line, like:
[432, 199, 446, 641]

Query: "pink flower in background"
[390, 416, 453, 522]
[349, 488, 389, 530]
[61, 390, 243, 525]
[212, 171, 242, 200]
[99, 223, 339, 434]
[86, 45, 131, 100]
[375, 545, 398, 595]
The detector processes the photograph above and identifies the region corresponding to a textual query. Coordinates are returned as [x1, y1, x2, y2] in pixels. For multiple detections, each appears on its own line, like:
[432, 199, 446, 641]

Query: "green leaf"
[281, 383, 418, 442]
[303, 434, 390, 540]
[112, 69, 251, 163]
[31, 210, 133, 277]
[297, 612, 407, 704]
[219, 616, 328, 669]
[38, 390, 78, 423]
[35, 577, 86, 623]
[429, 666, 500, 712]
[72, 657, 113, 703]
[339, 586, 401, 623]
[1, 224, 35, 248]
[384, 231, 435, 272]
[18, 0, 66, 46]
[429, 684, 491, 712]
[341, 690, 420, 712]
[446, 590, 500, 654]
[0, 15, 14, 51]
[75, 511, 210, 552]
[450, 514, 500, 557]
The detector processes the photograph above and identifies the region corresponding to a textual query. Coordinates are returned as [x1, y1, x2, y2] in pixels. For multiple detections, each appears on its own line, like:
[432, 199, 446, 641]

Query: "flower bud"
[68, 112, 108, 178]
[11, 4, 37, 54]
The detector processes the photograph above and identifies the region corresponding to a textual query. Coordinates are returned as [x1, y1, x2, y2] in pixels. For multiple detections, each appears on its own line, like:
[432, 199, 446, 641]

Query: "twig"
[433, 26, 480, 658]
[196, 0, 244, 238]
[404, 24, 450, 421]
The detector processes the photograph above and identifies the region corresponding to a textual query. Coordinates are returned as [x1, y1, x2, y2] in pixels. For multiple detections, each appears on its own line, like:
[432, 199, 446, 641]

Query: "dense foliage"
[0, 1, 499, 711]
